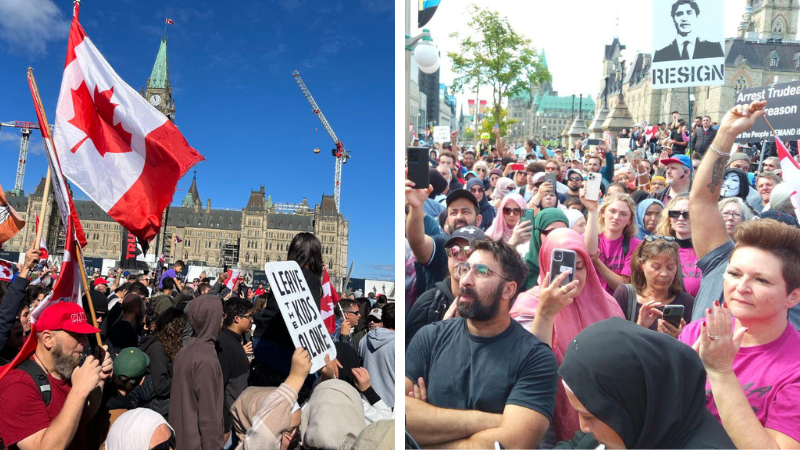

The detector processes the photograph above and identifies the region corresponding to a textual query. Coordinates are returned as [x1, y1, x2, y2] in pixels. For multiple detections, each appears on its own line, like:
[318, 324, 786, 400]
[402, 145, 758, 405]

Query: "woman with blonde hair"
[655, 193, 701, 296]
[614, 237, 694, 338]
[718, 197, 754, 238]
[583, 192, 641, 294]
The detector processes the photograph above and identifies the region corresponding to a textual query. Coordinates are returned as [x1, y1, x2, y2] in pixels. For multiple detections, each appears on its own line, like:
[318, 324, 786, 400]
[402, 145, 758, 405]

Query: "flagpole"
[27, 69, 54, 260]
[28, 68, 102, 348]
[74, 242, 103, 348]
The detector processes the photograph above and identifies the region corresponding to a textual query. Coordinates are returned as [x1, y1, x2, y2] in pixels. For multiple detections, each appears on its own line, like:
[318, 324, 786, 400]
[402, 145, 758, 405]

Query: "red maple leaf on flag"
[68, 82, 133, 156]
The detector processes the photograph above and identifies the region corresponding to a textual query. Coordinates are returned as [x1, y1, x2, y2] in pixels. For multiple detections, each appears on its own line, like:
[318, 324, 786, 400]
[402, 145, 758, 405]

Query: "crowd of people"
[0, 232, 394, 449]
[405, 100, 800, 449]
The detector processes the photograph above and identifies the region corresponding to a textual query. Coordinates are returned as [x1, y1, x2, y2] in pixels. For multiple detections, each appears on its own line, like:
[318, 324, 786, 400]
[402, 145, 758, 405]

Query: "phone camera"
[554, 252, 563, 261]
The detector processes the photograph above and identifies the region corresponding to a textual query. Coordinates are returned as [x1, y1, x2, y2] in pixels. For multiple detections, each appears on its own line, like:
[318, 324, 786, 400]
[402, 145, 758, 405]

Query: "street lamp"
[406, 0, 440, 147]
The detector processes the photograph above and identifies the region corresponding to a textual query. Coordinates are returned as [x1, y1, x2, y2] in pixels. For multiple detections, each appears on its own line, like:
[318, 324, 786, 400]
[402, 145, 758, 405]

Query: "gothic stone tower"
[141, 38, 177, 122]
[739, 0, 800, 40]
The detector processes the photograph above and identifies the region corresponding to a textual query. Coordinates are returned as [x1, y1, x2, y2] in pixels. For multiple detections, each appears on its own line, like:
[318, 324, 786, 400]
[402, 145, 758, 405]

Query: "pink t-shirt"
[679, 246, 701, 296]
[597, 234, 641, 294]
[679, 320, 800, 442]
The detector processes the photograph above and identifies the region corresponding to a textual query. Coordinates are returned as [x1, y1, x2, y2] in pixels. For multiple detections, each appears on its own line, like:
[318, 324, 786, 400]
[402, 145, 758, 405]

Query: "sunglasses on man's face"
[446, 244, 473, 258]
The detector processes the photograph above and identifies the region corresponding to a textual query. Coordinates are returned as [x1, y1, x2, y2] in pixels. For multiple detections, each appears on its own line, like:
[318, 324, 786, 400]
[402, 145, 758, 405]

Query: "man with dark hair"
[216, 297, 252, 440]
[359, 302, 395, 408]
[438, 151, 464, 192]
[331, 298, 360, 346]
[691, 115, 717, 156]
[107, 294, 145, 355]
[159, 260, 184, 291]
[151, 277, 176, 317]
[406, 238, 558, 449]
[653, 0, 724, 62]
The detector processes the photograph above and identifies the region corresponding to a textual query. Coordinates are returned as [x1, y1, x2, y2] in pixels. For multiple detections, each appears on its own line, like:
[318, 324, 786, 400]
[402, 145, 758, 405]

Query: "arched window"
[773, 19, 784, 39]
[245, 253, 250, 263]
[254, 254, 258, 264]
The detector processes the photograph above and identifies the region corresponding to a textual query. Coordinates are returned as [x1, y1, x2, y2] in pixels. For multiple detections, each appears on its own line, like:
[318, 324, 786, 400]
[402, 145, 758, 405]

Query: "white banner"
[433, 126, 450, 143]
[264, 261, 336, 373]
[651, 0, 725, 89]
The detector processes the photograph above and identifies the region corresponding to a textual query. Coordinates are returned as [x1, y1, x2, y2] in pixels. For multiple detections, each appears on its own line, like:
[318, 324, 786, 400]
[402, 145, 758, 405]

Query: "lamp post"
[406, 0, 440, 148]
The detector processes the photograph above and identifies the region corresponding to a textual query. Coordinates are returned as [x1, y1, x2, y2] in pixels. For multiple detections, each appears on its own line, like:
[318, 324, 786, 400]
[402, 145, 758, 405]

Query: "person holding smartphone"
[614, 237, 694, 338]
[510, 228, 624, 443]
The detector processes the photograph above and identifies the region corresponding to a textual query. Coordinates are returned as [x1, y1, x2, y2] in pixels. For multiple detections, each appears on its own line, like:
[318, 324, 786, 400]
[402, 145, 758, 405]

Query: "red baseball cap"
[93, 277, 108, 287]
[36, 301, 102, 334]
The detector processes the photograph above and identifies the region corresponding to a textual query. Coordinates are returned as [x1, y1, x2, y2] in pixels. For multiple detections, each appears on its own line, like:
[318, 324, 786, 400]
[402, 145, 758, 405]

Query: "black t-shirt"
[670, 129, 686, 155]
[406, 318, 558, 419]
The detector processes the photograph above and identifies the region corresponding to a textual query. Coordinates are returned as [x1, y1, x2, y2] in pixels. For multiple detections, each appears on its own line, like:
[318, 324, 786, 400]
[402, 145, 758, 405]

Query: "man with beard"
[649, 154, 692, 204]
[0, 302, 112, 449]
[405, 238, 558, 449]
[565, 168, 583, 200]
[406, 175, 482, 292]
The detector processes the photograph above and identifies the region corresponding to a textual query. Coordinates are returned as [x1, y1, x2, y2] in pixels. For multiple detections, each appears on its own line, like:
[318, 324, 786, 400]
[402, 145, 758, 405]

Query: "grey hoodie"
[358, 328, 395, 408]
[169, 295, 224, 449]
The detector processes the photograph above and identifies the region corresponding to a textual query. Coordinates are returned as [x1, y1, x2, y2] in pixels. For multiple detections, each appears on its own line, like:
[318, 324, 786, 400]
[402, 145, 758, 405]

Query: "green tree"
[479, 106, 517, 137]
[448, 5, 550, 141]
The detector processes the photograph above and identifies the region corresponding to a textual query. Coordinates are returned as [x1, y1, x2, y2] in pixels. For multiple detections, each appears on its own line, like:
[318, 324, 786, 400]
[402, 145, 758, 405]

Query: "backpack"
[15, 359, 52, 407]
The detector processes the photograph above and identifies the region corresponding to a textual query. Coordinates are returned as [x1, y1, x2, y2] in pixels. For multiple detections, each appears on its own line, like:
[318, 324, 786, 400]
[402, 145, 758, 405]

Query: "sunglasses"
[644, 235, 676, 242]
[469, 187, 484, 194]
[456, 262, 510, 281]
[446, 244, 473, 258]
[668, 210, 689, 220]
[503, 207, 522, 216]
[345, 310, 361, 316]
[567, 177, 583, 182]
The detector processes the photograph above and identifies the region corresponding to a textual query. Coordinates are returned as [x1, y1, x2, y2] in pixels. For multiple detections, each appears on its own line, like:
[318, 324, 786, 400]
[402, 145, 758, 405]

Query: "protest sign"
[651, 0, 725, 89]
[433, 126, 450, 144]
[734, 80, 800, 143]
[264, 261, 336, 372]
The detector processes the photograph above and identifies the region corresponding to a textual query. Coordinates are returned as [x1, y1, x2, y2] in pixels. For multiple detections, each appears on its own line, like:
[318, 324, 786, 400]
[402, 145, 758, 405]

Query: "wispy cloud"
[360, 263, 395, 280]
[0, 0, 69, 57]
[360, 0, 392, 14]
[0, 130, 18, 144]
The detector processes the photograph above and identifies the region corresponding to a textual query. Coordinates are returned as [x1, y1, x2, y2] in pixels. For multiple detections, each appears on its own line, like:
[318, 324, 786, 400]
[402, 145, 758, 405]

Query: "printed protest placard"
[651, 0, 725, 89]
[433, 126, 450, 144]
[265, 261, 336, 372]
[734, 80, 800, 143]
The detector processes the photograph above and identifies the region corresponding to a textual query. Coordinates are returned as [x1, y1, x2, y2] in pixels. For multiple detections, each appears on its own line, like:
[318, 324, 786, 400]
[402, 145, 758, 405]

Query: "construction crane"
[0, 121, 41, 194]
[292, 70, 350, 212]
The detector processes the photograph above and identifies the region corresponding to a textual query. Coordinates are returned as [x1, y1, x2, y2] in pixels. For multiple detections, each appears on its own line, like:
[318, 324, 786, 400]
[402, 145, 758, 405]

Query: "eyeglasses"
[503, 207, 522, 216]
[644, 235, 676, 242]
[722, 211, 743, 219]
[668, 210, 689, 220]
[476, 168, 486, 172]
[446, 245, 473, 258]
[345, 310, 361, 316]
[237, 314, 253, 321]
[456, 262, 510, 281]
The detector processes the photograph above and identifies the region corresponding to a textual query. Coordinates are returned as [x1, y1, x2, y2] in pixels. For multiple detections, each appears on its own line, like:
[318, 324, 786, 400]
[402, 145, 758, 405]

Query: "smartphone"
[585, 172, 601, 201]
[523, 208, 534, 224]
[662, 305, 684, 328]
[544, 172, 557, 188]
[511, 163, 525, 172]
[549, 249, 577, 287]
[407, 146, 430, 189]
[587, 138, 602, 146]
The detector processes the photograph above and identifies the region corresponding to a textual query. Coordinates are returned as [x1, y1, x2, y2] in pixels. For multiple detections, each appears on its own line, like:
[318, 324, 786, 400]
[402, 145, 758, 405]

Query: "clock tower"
[141, 38, 176, 122]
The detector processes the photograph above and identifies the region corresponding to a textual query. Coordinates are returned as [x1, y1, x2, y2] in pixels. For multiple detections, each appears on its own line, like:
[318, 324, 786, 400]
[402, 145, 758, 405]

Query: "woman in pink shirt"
[583, 192, 641, 294]
[655, 193, 701, 296]
[679, 219, 800, 449]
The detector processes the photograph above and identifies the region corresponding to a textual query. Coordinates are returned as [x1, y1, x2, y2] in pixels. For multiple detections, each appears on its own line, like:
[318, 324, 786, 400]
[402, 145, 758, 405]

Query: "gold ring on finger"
[561, 286, 569, 295]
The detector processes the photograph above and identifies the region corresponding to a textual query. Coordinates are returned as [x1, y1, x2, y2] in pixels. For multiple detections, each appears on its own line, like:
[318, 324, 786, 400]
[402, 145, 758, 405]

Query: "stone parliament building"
[2, 37, 349, 282]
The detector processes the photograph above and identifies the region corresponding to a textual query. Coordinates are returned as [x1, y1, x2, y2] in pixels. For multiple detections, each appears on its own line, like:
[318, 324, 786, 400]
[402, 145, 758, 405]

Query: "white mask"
[720, 172, 741, 198]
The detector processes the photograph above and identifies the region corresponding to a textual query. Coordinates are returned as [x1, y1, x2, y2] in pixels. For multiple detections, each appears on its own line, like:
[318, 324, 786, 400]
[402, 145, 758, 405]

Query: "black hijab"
[559, 318, 734, 449]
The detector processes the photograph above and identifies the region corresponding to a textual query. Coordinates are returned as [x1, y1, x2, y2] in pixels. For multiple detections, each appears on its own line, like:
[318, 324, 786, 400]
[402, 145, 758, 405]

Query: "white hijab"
[105, 408, 173, 450]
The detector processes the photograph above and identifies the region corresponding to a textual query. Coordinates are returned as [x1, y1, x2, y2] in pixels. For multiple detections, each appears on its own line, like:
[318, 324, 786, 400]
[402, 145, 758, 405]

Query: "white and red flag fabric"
[320, 267, 341, 334]
[776, 137, 800, 217]
[31, 219, 83, 323]
[35, 215, 49, 261]
[165, 18, 174, 24]
[224, 269, 241, 291]
[0, 259, 13, 282]
[52, 5, 204, 243]
[174, 235, 182, 244]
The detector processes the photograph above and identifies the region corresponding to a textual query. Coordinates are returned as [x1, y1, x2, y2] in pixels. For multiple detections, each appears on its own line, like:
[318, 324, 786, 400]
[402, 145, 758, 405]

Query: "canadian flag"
[174, 235, 182, 244]
[165, 18, 174, 25]
[224, 269, 241, 291]
[320, 267, 340, 334]
[0, 259, 13, 282]
[35, 215, 49, 261]
[776, 137, 800, 216]
[52, 5, 204, 243]
[31, 219, 83, 323]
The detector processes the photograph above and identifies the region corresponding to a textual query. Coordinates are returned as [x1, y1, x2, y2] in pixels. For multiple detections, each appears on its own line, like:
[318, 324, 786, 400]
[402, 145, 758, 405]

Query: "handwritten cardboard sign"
[264, 261, 336, 373]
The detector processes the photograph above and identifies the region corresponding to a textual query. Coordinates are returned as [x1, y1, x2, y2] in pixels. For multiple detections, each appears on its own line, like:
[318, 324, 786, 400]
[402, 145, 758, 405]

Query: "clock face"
[149, 94, 162, 106]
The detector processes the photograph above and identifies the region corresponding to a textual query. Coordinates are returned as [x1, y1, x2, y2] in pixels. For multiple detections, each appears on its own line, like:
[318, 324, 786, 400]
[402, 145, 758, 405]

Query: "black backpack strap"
[625, 284, 638, 322]
[430, 288, 447, 321]
[622, 235, 630, 256]
[16, 359, 51, 407]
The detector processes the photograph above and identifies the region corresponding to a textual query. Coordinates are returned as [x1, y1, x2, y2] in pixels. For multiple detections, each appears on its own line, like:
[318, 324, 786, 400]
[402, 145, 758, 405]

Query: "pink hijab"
[509, 228, 624, 441]
[486, 193, 525, 243]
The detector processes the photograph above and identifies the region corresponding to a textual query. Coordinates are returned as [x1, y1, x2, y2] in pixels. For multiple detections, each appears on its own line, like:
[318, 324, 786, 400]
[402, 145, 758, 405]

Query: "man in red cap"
[93, 277, 109, 296]
[0, 302, 112, 449]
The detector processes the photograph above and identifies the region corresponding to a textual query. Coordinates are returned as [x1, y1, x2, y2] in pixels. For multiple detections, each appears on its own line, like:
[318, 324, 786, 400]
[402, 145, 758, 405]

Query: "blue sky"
[0, 0, 393, 280]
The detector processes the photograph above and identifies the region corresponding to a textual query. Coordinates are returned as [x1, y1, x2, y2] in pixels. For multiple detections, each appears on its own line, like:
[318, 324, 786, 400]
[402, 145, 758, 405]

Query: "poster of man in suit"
[652, 0, 725, 89]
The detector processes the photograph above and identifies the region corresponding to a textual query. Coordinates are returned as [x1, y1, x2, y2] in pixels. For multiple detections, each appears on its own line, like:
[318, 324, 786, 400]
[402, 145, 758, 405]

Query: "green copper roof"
[538, 94, 596, 111]
[148, 38, 169, 89]
[512, 88, 532, 101]
[182, 172, 199, 207]
[540, 48, 547, 69]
